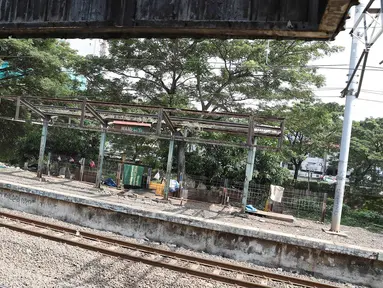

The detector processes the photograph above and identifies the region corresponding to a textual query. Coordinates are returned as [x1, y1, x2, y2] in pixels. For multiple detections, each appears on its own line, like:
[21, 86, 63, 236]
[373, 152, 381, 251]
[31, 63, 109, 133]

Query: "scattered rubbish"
[245, 205, 257, 212]
[103, 178, 117, 187]
[153, 172, 160, 180]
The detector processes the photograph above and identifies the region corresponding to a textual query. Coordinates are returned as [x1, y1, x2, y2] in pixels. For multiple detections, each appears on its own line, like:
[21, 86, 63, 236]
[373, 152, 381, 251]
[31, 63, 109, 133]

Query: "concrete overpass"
[0, 0, 357, 40]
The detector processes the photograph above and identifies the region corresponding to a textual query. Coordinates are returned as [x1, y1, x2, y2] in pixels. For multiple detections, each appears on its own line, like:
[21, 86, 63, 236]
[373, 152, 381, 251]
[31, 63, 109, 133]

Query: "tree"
[278, 100, 343, 180]
[0, 39, 82, 96]
[15, 126, 100, 164]
[0, 39, 84, 163]
[77, 39, 340, 180]
[348, 118, 383, 186]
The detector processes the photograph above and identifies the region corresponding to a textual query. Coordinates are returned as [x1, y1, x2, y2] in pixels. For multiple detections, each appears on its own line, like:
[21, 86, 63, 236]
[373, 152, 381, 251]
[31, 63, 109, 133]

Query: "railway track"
[0, 211, 339, 288]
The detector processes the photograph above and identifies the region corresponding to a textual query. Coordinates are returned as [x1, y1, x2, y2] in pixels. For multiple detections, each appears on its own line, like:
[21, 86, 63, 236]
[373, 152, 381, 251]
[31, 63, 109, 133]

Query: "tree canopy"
[275, 100, 343, 179]
[0, 39, 88, 163]
[77, 39, 340, 111]
[348, 118, 383, 186]
[74, 39, 340, 183]
[0, 38, 350, 188]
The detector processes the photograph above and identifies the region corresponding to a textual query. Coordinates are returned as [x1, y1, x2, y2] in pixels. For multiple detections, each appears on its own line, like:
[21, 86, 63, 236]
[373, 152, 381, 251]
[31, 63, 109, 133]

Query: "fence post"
[116, 163, 122, 189]
[47, 152, 51, 177]
[147, 167, 152, 189]
[80, 158, 85, 182]
[223, 178, 228, 205]
[321, 193, 328, 222]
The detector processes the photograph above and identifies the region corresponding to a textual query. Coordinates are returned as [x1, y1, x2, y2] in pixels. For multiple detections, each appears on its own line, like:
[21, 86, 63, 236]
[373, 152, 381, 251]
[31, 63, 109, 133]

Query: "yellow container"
[149, 182, 165, 196]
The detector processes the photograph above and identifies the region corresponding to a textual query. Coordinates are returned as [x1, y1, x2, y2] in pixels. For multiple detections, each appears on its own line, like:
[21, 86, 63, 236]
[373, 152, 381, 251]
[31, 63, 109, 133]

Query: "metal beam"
[80, 100, 86, 128]
[163, 111, 175, 133]
[1, 96, 284, 121]
[356, 50, 369, 98]
[241, 145, 256, 212]
[156, 108, 163, 136]
[247, 116, 255, 146]
[164, 138, 175, 200]
[350, 0, 375, 34]
[20, 99, 46, 119]
[15, 96, 21, 120]
[37, 118, 49, 178]
[95, 127, 107, 188]
[340, 50, 368, 97]
[278, 120, 285, 150]
[86, 103, 107, 126]
[0, 115, 279, 150]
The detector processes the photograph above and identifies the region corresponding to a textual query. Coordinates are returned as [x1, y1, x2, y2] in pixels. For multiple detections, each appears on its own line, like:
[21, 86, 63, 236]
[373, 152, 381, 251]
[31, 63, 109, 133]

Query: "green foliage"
[348, 118, 383, 186]
[254, 150, 290, 185]
[78, 39, 340, 112]
[0, 39, 84, 163]
[13, 126, 99, 165]
[326, 198, 383, 228]
[0, 39, 82, 96]
[75, 38, 340, 181]
[272, 100, 343, 179]
[362, 198, 383, 214]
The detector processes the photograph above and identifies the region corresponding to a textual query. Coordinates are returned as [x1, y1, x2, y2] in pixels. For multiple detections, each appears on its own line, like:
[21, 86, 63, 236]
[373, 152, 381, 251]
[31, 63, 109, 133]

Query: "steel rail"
[0, 211, 339, 288]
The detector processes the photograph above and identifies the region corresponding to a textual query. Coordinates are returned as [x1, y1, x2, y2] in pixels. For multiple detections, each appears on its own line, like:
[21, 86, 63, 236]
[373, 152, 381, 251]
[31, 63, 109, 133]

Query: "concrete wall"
[0, 186, 382, 287]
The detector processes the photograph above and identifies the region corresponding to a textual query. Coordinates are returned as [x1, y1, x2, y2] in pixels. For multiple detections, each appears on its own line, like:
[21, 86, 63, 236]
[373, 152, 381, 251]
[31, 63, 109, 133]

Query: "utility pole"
[331, 1, 366, 232]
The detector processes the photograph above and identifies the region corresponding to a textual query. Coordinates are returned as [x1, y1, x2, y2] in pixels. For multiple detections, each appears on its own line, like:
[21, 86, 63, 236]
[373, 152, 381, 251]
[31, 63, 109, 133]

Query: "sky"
[67, 6, 383, 121]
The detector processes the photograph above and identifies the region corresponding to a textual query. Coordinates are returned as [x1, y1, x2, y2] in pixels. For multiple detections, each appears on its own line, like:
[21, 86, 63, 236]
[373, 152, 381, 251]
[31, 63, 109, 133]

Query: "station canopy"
[0, 0, 356, 40]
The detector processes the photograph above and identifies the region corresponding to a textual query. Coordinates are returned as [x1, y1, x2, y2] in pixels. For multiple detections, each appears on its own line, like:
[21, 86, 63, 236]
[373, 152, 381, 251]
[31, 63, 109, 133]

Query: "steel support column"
[95, 127, 107, 188]
[241, 140, 257, 212]
[15, 96, 21, 120]
[37, 118, 49, 178]
[164, 138, 175, 200]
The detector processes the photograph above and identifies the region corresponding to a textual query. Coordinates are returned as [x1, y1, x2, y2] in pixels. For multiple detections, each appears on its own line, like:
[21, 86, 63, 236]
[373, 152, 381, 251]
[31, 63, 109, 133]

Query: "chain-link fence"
[182, 174, 327, 220]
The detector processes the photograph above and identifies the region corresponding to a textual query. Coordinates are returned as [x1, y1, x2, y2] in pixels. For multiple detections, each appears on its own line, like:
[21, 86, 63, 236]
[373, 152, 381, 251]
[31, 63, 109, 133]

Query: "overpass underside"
[0, 0, 356, 40]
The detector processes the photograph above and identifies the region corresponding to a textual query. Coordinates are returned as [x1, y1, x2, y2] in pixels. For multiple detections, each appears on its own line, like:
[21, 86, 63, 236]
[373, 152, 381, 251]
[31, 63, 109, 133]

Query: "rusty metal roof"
[0, 0, 357, 40]
[112, 121, 151, 127]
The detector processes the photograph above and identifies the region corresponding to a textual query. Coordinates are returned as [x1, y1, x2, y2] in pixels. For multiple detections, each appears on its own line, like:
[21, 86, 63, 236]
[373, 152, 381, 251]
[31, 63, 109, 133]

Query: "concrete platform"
[0, 173, 382, 287]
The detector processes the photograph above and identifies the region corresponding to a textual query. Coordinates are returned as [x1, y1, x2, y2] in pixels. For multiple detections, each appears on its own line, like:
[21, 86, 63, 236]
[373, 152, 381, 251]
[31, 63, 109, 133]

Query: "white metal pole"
[331, 1, 366, 232]
[37, 118, 49, 178]
[95, 127, 107, 188]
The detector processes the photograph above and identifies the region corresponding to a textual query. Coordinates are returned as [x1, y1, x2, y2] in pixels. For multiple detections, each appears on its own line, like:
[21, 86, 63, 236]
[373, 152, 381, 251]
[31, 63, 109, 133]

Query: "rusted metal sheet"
[0, 0, 356, 39]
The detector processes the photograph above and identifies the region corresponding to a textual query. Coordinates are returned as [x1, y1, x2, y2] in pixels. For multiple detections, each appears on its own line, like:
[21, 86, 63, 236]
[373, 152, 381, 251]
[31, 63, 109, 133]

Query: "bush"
[325, 198, 383, 228]
[342, 210, 383, 227]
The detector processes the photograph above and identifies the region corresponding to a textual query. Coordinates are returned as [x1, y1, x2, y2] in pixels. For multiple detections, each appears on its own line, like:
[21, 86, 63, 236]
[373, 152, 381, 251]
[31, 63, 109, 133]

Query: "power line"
[3, 54, 383, 72]
[313, 95, 383, 103]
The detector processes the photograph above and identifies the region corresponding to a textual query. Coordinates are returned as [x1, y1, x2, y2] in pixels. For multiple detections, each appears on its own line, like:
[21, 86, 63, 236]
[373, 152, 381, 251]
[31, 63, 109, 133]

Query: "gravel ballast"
[0, 207, 366, 288]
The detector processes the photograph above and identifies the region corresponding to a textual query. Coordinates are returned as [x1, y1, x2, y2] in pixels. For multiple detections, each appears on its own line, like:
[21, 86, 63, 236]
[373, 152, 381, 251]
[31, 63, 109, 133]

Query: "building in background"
[282, 154, 350, 183]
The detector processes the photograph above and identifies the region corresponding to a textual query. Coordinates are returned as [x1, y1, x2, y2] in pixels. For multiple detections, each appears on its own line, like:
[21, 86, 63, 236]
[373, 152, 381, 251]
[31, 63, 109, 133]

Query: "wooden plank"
[246, 210, 295, 223]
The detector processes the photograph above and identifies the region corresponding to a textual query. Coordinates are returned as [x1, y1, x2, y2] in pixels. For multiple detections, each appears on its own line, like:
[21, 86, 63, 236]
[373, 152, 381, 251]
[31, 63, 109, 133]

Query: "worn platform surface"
[0, 169, 382, 257]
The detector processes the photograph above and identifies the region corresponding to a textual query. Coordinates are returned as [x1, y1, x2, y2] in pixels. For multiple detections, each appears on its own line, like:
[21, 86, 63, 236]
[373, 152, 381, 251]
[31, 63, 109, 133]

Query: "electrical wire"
[313, 95, 383, 104]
